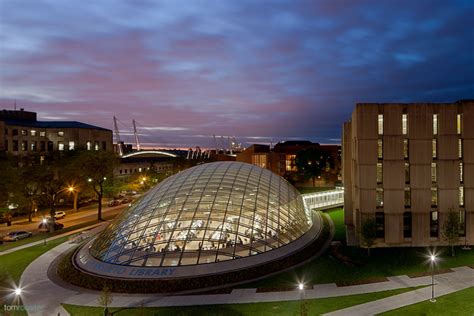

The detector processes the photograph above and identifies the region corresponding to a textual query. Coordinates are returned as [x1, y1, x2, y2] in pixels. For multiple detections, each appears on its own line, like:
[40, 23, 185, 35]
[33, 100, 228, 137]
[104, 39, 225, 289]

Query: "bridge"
[302, 187, 344, 212]
[121, 150, 178, 159]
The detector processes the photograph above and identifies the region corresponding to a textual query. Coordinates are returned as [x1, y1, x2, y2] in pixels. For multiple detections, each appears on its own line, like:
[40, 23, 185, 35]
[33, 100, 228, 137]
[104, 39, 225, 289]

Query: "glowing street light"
[429, 252, 437, 303]
[13, 287, 22, 296]
[42, 218, 48, 245]
[298, 283, 304, 291]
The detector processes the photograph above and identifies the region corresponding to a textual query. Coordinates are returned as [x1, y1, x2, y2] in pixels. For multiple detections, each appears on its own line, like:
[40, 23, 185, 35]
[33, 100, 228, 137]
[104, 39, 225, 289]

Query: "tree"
[442, 208, 460, 257]
[98, 285, 113, 315]
[360, 217, 377, 256]
[295, 147, 333, 187]
[73, 151, 117, 221]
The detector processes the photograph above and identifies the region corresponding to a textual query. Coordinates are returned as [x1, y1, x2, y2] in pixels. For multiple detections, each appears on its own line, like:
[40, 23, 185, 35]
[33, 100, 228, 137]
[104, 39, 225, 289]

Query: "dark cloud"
[1, 0, 473, 148]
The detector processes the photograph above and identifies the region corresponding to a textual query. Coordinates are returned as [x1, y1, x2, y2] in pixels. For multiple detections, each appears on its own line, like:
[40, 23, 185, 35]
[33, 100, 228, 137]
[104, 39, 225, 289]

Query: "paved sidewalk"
[0, 221, 109, 256]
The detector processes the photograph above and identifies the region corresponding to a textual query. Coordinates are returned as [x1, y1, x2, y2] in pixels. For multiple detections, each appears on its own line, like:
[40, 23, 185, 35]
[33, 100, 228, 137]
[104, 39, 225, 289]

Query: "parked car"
[38, 221, 64, 231]
[108, 200, 121, 207]
[2, 231, 33, 241]
[54, 211, 66, 219]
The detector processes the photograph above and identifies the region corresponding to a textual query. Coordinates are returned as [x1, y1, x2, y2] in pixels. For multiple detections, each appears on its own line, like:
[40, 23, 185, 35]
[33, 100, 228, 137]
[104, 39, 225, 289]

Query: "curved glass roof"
[90, 161, 311, 267]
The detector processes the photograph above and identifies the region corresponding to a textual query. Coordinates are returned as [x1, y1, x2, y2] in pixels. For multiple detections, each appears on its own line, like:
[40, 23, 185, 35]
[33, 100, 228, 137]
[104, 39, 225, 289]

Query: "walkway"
[19, 231, 474, 315]
[302, 188, 344, 211]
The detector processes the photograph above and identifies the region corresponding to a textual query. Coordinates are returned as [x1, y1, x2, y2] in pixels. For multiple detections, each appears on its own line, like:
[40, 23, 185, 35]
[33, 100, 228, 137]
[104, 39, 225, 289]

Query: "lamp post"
[49, 185, 76, 233]
[298, 283, 305, 316]
[429, 254, 437, 303]
[41, 218, 48, 245]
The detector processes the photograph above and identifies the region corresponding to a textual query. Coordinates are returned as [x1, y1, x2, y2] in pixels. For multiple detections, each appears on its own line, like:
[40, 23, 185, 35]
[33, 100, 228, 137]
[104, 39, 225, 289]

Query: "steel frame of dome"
[75, 161, 322, 280]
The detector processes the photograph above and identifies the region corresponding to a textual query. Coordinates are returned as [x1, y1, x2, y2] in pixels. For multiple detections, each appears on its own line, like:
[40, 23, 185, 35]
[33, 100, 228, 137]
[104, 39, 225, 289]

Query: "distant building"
[0, 108, 112, 157]
[343, 100, 473, 247]
[236, 140, 341, 186]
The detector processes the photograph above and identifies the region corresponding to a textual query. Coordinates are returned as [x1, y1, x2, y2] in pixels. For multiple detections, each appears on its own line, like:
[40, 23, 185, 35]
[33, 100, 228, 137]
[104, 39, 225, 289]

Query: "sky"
[1, 0, 473, 149]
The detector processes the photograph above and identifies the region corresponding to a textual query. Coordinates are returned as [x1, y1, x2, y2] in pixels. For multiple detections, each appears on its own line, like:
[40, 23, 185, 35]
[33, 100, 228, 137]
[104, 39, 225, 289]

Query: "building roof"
[3, 119, 111, 131]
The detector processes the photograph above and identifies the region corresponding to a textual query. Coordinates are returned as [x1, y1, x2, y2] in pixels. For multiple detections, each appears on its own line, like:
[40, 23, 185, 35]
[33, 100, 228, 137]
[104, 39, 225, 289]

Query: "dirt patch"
[335, 277, 388, 287]
[407, 268, 452, 278]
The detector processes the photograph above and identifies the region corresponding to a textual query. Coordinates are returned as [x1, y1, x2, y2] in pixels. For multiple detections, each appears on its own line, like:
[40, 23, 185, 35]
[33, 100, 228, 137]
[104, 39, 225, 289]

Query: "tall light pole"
[298, 283, 305, 316]
[42, 218, 48, 245]
[430, 254, 437, 303]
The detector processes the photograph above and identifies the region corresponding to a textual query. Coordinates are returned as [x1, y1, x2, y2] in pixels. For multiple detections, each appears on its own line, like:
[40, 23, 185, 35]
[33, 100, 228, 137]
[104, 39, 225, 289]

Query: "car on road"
[2, 231, 33, 241]
[54, 211, 66, 219]
[38, 221, 64, 231]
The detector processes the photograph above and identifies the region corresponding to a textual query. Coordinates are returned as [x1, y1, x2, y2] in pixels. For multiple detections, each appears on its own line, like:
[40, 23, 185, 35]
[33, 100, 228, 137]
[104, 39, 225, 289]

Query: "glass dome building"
[75, 162, 323, 286]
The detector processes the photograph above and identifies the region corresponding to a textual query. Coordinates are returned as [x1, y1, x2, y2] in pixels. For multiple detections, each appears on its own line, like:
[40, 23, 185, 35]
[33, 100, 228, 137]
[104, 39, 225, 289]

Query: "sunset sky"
[1, 0, 473, 148]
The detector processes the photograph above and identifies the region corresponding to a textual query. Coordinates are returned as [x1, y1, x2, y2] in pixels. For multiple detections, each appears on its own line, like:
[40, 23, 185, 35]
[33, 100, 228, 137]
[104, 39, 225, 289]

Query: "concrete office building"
[0, 109, 112, 156]
[343, 100, 474, 247]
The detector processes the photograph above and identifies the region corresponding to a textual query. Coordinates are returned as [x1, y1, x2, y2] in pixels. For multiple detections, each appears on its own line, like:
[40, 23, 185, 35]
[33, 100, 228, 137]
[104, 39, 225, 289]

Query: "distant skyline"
[1, 0, 473, 148]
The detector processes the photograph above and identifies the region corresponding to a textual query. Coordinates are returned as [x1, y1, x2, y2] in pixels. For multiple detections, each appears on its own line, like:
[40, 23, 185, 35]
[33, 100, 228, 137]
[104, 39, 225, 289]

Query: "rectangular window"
[377, 139, 383, 159]
[430, 211, 439, 238]
[378, 114, 384, 135]
[58, 141, 65, 151]
[94, 141, 99, 151]
[12, 129, 18, 136]
[433, 114, 438, 135]
[40, 141, 46, 151]
[376, 163, 383, 184]
[86, 141, 92, 150]
[31, 141, 37, 151]
[431, 187, 438, 207]
[5, 129, 8, 135]
[403, 212, 412, 238]
[252, 154, 268, 169]
[21, 140, 27, 151]
[403, 139, 409, 159]
[432, 139, 437, 159]
[285, 154, 297, 172]
[402, 114, 408, 135]
[30, 130, 37, 136]
[375, 212, 385, 239]
[405, 162, 410, 184]
[459, 186, 464, 206]
[102, 141, 107, 150]
[40, 131, 46, 137]
[457, 114, 462, 135]
[21, 129, 27, 136]
[47, 141, 53, 152]
[404, 188, 411, 208]
[458, 139, 463, 159]
[68, 141, 75, 150]
[459, 210, 466, 237]
[5, 140, 8, 151]
[57, 131, 64, 137]
[376, 188, 384, 208]
[12, 140, 18, 151]
[460, 162, 463, 183]
[431, 163, 437, 183]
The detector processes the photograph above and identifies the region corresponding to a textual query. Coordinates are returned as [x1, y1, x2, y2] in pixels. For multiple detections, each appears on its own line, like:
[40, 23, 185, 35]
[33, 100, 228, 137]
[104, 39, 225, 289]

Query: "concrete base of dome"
[58, 213, 332, 294]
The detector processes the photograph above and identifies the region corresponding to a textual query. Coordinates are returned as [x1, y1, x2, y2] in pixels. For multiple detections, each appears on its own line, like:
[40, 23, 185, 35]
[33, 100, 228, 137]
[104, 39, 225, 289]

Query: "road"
[0, 203, 129, 236]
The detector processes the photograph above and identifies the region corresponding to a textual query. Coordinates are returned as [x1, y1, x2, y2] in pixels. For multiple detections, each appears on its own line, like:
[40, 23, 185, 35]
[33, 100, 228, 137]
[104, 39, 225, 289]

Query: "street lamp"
[14, 287, 22, 296]
[42, 218, 48, 245]
[429, 253, 437, 303]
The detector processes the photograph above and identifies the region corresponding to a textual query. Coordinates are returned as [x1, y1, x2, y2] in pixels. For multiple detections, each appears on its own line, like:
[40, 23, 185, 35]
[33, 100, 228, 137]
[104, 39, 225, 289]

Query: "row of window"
[5, 128, 65, 137]
[5, 140, 107, 152]
[374, 210, 466, 239]
[376, 186, 465, 208]
[118, 165, 171, 175]
[377, 113, 463, 135]
[376, 138, 463, 160]
[377, 162, 464, 185]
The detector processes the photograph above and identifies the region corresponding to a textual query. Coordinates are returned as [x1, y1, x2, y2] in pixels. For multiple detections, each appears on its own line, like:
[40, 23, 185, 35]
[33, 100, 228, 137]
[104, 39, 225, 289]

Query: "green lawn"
[63, 286, 422, 316]
[381, 286, 474, 316]
[326, 208, 345, 242]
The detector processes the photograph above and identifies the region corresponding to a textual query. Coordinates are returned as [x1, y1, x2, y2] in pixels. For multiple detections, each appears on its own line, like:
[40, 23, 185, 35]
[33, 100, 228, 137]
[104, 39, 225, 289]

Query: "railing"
[302, 187, 344, 213]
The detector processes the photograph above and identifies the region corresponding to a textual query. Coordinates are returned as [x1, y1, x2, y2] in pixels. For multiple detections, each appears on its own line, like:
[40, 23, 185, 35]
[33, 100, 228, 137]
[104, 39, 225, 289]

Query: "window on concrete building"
[285, 154, 297, 172]
[459, 186, 464, 207]
[21, 140, 27, 151]
[31, 141, 37, 151]
[94, 141, 99, 151]
[86, 141, 91, 150]
[376, 188, 384, 208]
[403, 212, 412, 238]
[30, 130, 36, 136]
[377, 139, 383, 159]
[5, 128, 8, 135]
[102, 141, 107, 150]
[252, 154, 268, 169]
[432, 139, 437, 159]
[403, 139, 409, 159]
[378, 114, 384, 135]
[12, 129, 18, 136]
[431, 187, 438, 207]
[458, 139, 463, 159]
[431, 163, 437, 183]
[430, 211, 439, 238]
[47, 141, 53, 152]
[58, 131, 64, 137]
[457, 114, 463, 135]
[404, 188, 411, 208]
[40, 141, 45, 151]
[58, 141, 65, 151]
[402, 114, 408, 135]
[405, 163, 410, 184]
[5, 140, 8, 151]
[40, 131, 46, 137]
[21, 129, 27, 136]
[68, 141, 75, 150]
[433, 114, 438, 135]
[459, 210, 466, 237]
[12, 140, 18, 151]
[375, 212, 385, 238]
[460, 162, 463, 183]
[376, 163, 383, 184]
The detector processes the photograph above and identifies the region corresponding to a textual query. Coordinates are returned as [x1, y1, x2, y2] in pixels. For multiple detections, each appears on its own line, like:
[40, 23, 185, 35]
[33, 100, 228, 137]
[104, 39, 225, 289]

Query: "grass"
[326, 208, 345, 242]
[63, 286, 422, 316]
[296, 187, 334, 194]
[381, 286, 474, 316]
